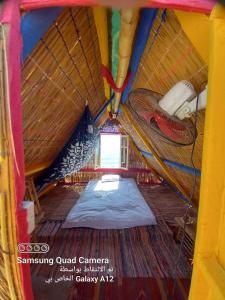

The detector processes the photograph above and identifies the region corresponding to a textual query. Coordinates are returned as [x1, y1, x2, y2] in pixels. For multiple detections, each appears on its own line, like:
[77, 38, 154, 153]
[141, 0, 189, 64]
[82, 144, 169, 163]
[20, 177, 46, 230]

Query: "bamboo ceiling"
[119, 9, 208, 203]
[22, 7, 105, 170]
[22, 7, 207, 203]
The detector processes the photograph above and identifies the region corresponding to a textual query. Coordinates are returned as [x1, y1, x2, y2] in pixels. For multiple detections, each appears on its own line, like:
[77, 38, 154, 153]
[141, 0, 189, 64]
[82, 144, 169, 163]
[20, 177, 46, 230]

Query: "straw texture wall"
[0, 25, 25, 300]
[22, 7, 105, 170]
[0, 252, 10, 300]
[119, 9, 208, 203]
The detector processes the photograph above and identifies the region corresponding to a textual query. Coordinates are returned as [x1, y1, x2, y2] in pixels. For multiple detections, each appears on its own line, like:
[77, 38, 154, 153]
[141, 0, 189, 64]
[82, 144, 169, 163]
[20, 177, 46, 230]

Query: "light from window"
[94, 180, 119, 191]
[100, 134, 121, 168]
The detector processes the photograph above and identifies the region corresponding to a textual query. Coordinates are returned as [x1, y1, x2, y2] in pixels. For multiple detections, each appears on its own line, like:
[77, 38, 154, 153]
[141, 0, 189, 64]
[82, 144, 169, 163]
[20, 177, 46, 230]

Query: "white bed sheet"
[62, 178, 156, 229]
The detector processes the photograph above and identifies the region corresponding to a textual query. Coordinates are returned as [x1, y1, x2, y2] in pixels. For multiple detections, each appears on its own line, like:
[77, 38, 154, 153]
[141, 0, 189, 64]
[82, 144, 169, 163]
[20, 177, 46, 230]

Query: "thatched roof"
[22, 8, 207, 204]
[0, 2, 218, 300]
[118, 9, 207, 203]
[22, 7, 105, 170]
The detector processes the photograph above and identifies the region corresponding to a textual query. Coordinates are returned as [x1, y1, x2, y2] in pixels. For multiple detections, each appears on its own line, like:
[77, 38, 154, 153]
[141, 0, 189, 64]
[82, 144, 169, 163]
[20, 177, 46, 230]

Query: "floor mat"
[39, 187, 79, 220]
[31, 185, 193, 299]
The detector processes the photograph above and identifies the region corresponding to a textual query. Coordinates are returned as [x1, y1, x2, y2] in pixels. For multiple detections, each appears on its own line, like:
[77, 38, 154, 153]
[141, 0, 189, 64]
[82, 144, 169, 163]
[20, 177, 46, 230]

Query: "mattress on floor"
[62, 178, 156, 229]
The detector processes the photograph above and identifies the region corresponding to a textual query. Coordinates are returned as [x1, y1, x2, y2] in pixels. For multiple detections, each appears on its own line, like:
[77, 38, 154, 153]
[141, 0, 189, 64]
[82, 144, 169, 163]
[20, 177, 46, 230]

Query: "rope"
[101, 65, 132, 93]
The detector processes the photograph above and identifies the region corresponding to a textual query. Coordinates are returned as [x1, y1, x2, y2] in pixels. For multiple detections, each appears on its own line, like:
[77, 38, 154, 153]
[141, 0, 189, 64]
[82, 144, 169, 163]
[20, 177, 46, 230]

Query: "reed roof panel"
[22, 7, 105, 169]
[119, 9, 207, 203]
[131, 9, 207, 167]
[119, 113, 200, 203]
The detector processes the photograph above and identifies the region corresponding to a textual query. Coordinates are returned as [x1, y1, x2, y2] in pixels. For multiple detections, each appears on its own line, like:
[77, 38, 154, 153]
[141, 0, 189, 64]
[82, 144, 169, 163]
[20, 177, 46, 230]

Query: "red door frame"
[20, 0, 214, 13]
[1, 0, 215, 299]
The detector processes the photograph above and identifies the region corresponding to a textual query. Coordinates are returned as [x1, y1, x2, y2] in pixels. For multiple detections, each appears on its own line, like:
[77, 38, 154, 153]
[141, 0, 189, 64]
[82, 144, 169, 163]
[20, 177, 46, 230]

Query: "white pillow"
[101, 174, 121, 182]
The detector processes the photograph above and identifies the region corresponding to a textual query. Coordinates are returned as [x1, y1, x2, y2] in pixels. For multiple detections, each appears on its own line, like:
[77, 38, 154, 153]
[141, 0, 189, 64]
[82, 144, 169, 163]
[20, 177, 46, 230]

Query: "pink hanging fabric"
[21, 0, 96, 9]
[0, 1, 33, 299]
[145, 0, 215, 13]
[20, 0, 215, 13]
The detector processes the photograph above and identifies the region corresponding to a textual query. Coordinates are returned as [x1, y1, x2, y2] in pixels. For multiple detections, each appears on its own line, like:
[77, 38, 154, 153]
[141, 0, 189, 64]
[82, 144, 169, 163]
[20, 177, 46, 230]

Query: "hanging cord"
[170, 94, 200, 299]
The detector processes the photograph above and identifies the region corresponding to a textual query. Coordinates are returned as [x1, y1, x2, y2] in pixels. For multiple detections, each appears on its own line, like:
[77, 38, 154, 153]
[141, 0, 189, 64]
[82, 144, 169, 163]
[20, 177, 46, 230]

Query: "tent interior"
[2, 1, 225, 300]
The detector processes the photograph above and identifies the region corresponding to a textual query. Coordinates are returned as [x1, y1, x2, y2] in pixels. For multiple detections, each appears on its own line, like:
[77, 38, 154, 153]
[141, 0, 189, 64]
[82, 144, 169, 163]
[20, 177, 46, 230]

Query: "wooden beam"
[37, 183, 56, 197]
[122, 105, 189, 199]
[114, 9, 139, 113]
[25, 161, 52, 176]
[93, 7, 110, 110]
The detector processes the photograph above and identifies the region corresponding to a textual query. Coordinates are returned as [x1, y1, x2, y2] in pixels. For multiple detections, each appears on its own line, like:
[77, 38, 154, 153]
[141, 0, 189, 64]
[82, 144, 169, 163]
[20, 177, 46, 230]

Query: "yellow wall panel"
[93, 7, 110, 100]
[189, 4, 225, 299]
[175, 10, 209, 64]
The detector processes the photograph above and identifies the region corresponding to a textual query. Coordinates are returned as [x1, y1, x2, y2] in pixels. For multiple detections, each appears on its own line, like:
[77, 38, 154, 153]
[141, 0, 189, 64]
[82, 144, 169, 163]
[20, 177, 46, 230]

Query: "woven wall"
[22, 7, 105, 170]
[22, 8, 207, 203]
[119, 9, 208, 203]
[0, 251, 10, 300]
[0, 27, 9, 300]
[0, 24, 24, 299]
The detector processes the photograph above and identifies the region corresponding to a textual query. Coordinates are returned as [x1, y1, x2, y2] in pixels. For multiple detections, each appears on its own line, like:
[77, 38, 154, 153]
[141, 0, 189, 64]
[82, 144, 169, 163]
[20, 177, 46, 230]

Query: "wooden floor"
[31, 184, 194, 300]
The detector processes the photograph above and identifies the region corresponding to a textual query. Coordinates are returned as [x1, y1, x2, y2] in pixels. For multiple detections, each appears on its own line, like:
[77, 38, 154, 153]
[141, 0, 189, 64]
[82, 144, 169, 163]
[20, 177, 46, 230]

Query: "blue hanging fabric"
[121, 8, 158, 104]
[36, 106, 99, 189]
[21, 7, 63, 62]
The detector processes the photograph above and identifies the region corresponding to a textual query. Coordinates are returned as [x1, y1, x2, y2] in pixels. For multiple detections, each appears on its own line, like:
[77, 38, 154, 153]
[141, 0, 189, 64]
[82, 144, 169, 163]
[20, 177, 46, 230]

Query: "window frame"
[95, 133, 129, 170]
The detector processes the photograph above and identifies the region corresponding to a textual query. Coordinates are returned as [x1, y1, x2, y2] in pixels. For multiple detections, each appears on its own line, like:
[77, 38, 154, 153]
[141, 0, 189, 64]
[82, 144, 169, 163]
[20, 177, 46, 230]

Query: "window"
[100, 134, 121, 168]
[95, 134, 129, 169]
